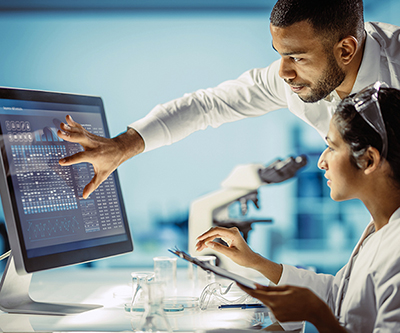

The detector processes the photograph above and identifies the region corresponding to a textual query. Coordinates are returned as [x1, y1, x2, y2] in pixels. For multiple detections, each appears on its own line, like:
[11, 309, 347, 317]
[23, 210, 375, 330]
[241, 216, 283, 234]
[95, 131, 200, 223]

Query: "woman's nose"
[318, 149, 328, 170]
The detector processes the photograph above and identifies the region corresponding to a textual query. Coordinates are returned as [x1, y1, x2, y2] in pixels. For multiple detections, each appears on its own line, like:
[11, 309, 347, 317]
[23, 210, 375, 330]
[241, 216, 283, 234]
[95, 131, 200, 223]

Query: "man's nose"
[278, 58, 296, 81]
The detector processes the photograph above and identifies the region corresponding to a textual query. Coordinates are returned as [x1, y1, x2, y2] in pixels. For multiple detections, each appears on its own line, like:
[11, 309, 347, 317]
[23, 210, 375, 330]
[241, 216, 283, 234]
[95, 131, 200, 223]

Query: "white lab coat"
[278, 207, 400, 332]
[130, 22, 400, 152]
[128, 19, 400, 331]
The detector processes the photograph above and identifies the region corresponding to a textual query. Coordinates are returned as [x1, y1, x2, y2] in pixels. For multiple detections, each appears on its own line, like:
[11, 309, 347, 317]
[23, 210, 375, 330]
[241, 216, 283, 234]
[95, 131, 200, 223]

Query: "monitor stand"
[0, 252, 102, 315]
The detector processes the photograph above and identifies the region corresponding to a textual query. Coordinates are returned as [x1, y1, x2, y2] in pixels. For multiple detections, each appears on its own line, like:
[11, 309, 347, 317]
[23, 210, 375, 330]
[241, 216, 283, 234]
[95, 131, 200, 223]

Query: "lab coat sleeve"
[278, 264, 345, 312]
[129, 60, 288, 152]
[272, 264, 344, 331]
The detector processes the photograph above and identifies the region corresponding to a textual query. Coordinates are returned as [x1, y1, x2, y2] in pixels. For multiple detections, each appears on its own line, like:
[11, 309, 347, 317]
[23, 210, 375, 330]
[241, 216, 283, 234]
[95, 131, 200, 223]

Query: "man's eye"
[291, 57, 302, 62]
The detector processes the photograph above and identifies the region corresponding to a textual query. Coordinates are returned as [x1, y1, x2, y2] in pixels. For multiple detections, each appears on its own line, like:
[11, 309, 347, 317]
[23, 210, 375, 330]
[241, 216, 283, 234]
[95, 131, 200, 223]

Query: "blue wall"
[0, 1, 399, 269]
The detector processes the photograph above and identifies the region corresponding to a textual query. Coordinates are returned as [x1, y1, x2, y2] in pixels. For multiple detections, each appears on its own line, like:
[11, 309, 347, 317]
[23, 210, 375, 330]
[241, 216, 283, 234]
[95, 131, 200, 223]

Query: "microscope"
[188, 155, 307, 278]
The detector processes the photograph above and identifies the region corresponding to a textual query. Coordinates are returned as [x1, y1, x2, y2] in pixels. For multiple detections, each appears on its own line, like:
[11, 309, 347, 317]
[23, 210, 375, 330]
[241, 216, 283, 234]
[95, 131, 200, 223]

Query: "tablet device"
[169, 248, 257, 290]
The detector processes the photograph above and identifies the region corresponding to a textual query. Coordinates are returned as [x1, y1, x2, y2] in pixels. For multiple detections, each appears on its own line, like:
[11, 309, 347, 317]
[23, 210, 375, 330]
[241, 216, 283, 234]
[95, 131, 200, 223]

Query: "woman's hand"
[196, 226, 283, 283]
[196, 226, 259, 268]
[238, 284, 346, 332]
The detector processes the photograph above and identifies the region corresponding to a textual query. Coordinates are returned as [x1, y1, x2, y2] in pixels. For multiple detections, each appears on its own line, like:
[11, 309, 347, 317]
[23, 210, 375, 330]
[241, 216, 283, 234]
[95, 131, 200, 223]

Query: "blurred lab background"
[0, 0, 399, 277]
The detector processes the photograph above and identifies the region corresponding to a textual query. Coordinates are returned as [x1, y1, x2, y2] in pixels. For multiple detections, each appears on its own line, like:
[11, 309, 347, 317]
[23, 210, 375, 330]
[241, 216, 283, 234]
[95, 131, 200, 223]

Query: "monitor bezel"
[0, 87, 133, 274]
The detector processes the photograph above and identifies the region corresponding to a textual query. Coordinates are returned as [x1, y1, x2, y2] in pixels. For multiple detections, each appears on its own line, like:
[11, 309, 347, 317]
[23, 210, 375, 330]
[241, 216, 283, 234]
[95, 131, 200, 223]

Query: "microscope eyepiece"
[258, 154, 307, 184]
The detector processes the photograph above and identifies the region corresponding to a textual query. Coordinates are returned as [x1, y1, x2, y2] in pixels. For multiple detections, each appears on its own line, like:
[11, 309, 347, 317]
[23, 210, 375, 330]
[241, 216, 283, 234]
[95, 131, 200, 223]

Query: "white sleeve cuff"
[128, 106, 172, 153]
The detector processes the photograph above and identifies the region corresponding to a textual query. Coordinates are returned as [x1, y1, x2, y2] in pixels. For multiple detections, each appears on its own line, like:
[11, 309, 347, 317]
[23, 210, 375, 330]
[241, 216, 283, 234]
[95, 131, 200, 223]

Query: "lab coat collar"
[335, 207, 400, 319]
[350, 30, 381, 94]
[323, 90, 341, 103]
[335, 219, 375, 318]
[386, 206, 400, 227]
[346, 207, 400, 259]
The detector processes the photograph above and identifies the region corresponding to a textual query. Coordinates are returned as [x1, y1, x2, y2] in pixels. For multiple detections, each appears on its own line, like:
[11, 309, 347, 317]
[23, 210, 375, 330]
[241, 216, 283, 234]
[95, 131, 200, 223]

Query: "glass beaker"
[153, 257, 177, 297]
[135, 281, 172, 333]
[131, 272, 155, 310]
[188, 255, 216, 294]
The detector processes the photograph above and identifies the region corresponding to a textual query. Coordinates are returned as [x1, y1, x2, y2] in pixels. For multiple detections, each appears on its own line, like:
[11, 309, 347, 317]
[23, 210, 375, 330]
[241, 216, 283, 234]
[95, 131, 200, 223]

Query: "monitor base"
[0, 253, 102, 315]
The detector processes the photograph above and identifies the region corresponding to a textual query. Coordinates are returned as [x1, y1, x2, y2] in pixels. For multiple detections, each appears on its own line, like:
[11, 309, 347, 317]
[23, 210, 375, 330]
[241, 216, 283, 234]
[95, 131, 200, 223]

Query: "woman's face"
[318, 120, 364, 201]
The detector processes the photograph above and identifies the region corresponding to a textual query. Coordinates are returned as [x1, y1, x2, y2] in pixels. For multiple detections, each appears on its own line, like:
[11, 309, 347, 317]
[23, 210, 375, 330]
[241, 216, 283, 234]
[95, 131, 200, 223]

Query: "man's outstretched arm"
[58, 115, 144, 199]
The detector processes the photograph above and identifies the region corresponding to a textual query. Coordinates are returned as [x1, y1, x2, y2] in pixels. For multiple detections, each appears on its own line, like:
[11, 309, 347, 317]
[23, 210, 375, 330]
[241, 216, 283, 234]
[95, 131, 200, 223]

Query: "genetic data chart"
[27, 216, 80, 240]
[2, 117, 125, 250]
[12, 144, 78, 215]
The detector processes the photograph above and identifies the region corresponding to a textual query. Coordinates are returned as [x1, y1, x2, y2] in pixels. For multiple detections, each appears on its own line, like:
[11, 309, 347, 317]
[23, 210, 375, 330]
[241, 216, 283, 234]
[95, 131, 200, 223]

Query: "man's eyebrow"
[271, 43, 307, 56]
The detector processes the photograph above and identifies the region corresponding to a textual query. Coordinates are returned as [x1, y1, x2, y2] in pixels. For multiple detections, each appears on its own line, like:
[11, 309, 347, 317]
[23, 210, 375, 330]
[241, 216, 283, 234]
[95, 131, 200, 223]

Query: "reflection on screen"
[0, 100, 128, 260]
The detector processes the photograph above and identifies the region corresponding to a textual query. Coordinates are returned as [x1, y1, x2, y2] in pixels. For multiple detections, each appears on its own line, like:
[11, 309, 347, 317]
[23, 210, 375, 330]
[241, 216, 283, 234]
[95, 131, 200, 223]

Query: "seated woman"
[196, 83, 400, 332]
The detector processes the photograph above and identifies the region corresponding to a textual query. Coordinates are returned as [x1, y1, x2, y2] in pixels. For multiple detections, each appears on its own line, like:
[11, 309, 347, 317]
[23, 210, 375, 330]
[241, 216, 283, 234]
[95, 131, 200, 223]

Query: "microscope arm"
[188, 187, 257, 255]
[213, 219, 273, 242]
[188, 155, 308, 275]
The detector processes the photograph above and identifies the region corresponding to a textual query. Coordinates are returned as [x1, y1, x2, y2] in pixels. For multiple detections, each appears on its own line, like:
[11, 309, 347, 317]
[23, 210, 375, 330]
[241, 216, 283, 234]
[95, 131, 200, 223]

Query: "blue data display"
[0, 99, 127, 259]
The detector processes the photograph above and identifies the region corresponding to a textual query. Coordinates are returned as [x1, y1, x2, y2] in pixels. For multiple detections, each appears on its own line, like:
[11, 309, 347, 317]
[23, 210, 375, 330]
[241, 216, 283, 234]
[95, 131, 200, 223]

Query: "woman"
[196, 83, 400, 332]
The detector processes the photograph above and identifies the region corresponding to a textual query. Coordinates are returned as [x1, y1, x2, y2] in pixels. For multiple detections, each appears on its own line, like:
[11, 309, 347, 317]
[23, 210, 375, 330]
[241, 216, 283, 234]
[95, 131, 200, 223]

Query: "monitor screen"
[0, 87, 133, 274]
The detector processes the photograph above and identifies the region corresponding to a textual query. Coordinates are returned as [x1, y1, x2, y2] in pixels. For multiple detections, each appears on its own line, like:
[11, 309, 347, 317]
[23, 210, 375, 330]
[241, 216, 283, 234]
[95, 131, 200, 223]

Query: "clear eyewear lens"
[353, 81, 388, 159]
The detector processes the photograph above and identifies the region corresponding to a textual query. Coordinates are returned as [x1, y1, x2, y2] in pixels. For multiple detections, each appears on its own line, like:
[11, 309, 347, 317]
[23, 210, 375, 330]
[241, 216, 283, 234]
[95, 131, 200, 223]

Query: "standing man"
[58, 0, 400, 199]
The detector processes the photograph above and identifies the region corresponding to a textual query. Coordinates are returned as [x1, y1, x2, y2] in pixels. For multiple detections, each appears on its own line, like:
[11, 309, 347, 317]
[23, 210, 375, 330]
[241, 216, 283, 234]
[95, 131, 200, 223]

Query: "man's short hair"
[270, 0, 364, 46]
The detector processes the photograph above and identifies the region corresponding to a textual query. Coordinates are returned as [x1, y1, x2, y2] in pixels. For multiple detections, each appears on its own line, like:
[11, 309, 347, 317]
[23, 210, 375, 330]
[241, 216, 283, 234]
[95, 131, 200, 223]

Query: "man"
[58, 0, 400, 199]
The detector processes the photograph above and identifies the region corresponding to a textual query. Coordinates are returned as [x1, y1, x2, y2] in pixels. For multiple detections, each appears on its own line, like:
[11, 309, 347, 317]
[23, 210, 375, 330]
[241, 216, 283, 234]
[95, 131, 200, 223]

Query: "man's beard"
[289, 54, 346, 103]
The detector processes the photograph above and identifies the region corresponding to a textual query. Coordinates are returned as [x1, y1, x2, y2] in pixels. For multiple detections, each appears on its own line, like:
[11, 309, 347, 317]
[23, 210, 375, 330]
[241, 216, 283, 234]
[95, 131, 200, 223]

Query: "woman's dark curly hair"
[333, 87, 400, 186]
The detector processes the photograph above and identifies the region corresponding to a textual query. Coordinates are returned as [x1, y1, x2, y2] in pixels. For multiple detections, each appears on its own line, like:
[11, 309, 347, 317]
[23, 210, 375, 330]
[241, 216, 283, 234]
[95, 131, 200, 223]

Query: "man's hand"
[58, 115, 144, 199]
[238, 284, 346, 332]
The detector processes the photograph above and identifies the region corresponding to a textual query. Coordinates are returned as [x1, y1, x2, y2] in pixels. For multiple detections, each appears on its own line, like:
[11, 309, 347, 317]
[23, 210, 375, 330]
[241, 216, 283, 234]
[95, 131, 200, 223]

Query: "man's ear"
[335, 36, 358, 66]
[363, 147, 382, 175]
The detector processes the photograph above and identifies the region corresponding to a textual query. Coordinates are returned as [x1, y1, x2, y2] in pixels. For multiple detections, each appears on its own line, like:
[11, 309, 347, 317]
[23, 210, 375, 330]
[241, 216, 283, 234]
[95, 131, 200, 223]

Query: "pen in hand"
[218, 303, 266, 309]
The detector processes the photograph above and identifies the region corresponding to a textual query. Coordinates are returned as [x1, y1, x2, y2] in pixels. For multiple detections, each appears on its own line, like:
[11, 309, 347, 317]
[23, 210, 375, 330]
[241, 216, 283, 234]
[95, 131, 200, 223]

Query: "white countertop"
[0, 266, 288, 332]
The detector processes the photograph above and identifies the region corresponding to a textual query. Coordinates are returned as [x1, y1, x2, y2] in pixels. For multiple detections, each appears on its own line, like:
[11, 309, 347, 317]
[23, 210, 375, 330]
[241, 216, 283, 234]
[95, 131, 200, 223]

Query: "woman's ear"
[363, 147, 382, 175]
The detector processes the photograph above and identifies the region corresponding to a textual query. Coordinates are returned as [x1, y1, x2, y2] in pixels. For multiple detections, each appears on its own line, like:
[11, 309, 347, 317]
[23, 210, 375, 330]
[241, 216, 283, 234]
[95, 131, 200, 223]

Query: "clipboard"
[168, 247, 258, 290]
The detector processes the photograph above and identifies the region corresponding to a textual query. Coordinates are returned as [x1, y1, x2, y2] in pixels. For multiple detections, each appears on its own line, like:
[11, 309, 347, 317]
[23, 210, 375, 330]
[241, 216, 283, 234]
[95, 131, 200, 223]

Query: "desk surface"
[0, 266, 301, 332]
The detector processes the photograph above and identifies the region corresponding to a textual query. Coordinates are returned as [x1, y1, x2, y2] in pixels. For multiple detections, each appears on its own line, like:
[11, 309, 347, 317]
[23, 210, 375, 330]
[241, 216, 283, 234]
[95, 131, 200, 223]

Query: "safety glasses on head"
[353, 81, 388, 160]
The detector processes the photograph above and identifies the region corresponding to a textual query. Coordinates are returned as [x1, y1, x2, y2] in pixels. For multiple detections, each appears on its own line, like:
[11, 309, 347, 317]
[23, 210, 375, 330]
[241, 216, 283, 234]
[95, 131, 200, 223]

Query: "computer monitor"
[0, 87, 133, 315]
